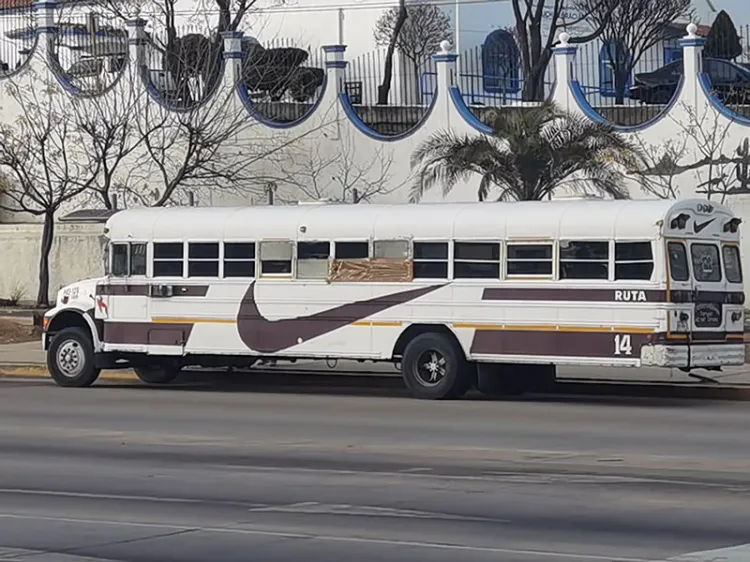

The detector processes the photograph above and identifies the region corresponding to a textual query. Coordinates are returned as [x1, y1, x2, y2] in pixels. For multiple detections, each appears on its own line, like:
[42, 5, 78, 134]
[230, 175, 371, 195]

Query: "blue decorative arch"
[139, 60, 226, 112]
[570, 74, 685, 132]
[699, 72, 750, 127]
[338, 88, 438, 142]
[449, 86, 492, 134]
[599, 39, 632, 98]
[45, 32, 129, 98]
[482, 29, 520, 94]
[237, 71, 328, 130]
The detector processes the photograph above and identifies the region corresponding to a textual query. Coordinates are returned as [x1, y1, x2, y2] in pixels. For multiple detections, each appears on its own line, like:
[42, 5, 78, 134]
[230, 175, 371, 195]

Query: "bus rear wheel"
[47, 327, 101, 388]
[400, 333, 472, 400]
[134, 365, 180, 385]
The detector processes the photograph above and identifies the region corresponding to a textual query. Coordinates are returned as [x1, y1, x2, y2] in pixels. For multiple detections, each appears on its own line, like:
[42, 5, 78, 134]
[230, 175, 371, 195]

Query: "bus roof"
[103, 199, 735, 242]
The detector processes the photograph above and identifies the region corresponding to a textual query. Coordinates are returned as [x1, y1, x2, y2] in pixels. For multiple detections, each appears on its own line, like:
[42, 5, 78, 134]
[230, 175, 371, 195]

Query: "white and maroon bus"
[42, 198, 745, 399]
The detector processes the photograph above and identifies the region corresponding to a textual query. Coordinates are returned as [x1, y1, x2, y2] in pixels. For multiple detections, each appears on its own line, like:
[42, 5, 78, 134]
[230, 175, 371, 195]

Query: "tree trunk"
[377, 0, 407, 105]
[413, 59, 422, 104]
[521, 50, 552, 102]
[614, 68, 629, 105]
[36, 211, 55, 307]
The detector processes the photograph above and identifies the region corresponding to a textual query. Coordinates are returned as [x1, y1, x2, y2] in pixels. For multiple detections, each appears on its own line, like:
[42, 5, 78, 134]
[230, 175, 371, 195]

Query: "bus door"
[666, 240, 693, 345]
[687, 240, 726, 342]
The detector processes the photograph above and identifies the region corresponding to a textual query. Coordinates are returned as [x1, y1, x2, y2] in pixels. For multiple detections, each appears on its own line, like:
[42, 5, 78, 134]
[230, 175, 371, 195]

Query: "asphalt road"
[1, 376, 750, 562]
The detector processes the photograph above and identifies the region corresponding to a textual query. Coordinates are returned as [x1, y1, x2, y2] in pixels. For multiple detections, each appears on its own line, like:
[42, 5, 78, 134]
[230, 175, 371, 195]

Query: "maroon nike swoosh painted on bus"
[237, 282, 444, 353]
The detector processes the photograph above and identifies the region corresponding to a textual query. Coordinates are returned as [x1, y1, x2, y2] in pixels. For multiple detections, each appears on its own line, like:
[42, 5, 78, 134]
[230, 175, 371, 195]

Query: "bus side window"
[723, 245, 742, 283]
[224, 243, 256, 278]
[667, 242, 689, 282]
[260, 241, 293, 275]
[413, 242, 448, 279]
[297, 241, 330, 279]
[559, 241, 608, 280]
[615, 242, 653, 280]
[153, 243, 184, 277]
[111, 244, 129, 277]
[453, 242, 501, 279]
[506, 244, 553, 276]
[335, 241, 369, 259]
[188, 243, 219, 278]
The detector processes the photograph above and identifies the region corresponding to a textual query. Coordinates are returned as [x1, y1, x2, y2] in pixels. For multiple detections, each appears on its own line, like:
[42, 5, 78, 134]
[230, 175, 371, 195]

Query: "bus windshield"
[690, 243, 721, 283]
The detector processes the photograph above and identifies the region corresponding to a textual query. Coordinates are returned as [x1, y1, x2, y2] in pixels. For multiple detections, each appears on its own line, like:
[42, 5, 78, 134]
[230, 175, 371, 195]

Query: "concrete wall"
[0, 223, 105, 304]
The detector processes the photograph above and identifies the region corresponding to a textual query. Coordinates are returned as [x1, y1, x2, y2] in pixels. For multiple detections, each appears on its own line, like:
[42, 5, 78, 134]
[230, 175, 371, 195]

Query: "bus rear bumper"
[641, 344, 745, 369]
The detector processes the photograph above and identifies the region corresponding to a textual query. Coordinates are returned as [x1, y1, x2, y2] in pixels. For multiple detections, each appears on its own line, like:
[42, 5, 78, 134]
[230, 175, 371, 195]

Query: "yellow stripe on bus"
[452, 323, 655, 334]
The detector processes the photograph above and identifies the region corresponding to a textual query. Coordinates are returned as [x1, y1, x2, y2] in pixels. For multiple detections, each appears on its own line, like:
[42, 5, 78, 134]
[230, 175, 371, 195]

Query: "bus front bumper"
[641, 343, 746, 369]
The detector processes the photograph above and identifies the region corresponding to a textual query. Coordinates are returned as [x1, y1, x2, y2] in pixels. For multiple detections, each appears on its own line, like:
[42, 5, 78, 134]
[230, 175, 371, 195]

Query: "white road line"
[0, 512, 651, 561]
[665, 543, 750, 561]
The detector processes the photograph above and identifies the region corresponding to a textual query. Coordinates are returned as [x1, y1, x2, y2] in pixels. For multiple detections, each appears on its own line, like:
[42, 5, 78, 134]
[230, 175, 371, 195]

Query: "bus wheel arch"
[46, 310, 99, 349]
[46, 326, 101, 388]
[393, 325, 475, 400]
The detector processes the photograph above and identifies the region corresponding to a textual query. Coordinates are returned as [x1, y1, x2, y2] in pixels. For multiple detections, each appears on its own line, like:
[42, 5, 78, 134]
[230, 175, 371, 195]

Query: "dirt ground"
[0, 318, 40, 344]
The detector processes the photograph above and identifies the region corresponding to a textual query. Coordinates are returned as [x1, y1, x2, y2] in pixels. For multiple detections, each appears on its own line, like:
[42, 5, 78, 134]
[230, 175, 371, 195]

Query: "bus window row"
[110, 239, 659, 281]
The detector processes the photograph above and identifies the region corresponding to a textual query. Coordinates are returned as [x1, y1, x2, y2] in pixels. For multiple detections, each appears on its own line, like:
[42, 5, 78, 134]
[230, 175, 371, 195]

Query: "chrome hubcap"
[56, 340, 84, 378]
[415, 350, 447, 387]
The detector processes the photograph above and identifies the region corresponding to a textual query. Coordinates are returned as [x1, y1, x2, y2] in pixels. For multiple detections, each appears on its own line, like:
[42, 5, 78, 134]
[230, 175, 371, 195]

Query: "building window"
[297, 241, 330, 279]
[453, 242, 501, 279]
[259, 241, 293, 275]
[153, 242, 184, 277]
[223, 242, 256, 278]
[559, 241, 609, 280]
[506, 244, 553, 276]
[615, 242, 653, 280]
[599, 39, 632, 97]
[188, 242, 219, 278]
[413, 242, 448, 279]
[482, 29, 520, 94]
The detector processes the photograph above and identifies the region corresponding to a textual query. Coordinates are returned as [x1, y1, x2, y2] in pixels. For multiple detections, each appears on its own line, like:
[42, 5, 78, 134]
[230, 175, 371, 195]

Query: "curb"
[0, 366, 139, 382]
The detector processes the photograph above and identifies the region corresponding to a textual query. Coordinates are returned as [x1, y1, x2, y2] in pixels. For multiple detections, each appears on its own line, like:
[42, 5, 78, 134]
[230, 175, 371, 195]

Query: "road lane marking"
[247, 501, 510, 523]
[0, 512, 652, 561]
[0, 488, 264, 508]
[665, 543, 750, 561]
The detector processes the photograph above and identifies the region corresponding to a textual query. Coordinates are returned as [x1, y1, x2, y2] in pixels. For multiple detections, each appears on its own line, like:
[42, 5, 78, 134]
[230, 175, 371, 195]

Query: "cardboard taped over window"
[329, 258, 413, 282]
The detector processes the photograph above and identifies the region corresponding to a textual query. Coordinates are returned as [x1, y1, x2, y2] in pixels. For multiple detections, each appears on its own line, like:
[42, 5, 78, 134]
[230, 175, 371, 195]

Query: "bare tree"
[574, 0, 693, 104]
[376, 0, 408, 105]
[374, 1, 452, 102]
[633, 102, 750, 202]
[511, 0, 616, 101]
[279, 129, 404, 203]
[0, 74, 101, 306]
[71, 72, 164, 210]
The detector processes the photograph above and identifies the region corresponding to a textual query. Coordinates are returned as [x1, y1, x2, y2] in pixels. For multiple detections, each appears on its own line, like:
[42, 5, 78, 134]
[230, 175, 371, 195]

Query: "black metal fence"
[0, 8, 36, 79]
[343, 48, 433, 136]
[49, 9, 128, 96]
[575, 23, 750, 126]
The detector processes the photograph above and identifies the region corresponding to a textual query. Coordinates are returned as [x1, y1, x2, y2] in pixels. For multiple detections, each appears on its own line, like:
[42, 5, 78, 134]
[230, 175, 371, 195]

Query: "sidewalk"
[2, 341, 750, 385]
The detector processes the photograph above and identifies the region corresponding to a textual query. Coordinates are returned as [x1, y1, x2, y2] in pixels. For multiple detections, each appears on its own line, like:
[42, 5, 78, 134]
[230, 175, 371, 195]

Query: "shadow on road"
[99, 370, 750, 406]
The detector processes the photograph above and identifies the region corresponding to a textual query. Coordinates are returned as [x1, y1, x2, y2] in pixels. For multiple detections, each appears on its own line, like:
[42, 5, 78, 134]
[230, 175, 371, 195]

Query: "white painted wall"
[2, 13, 750, 302]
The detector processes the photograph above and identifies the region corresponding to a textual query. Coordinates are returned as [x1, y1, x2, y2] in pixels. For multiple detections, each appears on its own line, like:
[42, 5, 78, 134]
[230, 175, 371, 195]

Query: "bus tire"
[134, 365, 180, 385]
[47, 327, 101, 388]
[401, 333, 471, 400]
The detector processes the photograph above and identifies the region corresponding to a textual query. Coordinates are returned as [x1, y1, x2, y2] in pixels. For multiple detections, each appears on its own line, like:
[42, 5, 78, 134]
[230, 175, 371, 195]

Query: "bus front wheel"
[400, 333, 472, 400]
[47, 327, 101, 388]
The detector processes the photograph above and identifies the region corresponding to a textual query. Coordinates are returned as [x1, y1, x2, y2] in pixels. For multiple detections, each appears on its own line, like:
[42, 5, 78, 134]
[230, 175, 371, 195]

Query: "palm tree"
[409, 102, 644, 202]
